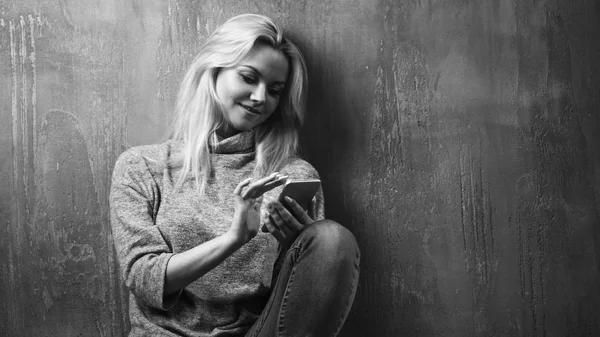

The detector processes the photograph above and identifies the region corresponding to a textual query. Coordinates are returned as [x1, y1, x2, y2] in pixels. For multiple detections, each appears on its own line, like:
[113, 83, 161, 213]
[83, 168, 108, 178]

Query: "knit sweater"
[109, 130, 325, 336]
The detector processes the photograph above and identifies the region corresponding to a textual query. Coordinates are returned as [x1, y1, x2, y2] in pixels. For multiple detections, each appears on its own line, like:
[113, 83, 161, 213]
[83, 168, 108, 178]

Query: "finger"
[270, 228, 285, 243]
[241, 173, 280, 199]
[263, 218, 285, 242]
[253, 172, 280, 186]
[268, 206, 291, 237]
[233, 178, 253, 195]
[270, 201, 303, 235]
[282, 196, 313, 225]
[253, 177, 287, 197]
[247, 178, 286, 199]
[260, 213, 274, 232]
[261, 207, 269, 222]
[243, 174, 288, 199]
[262, 176, 288, 190]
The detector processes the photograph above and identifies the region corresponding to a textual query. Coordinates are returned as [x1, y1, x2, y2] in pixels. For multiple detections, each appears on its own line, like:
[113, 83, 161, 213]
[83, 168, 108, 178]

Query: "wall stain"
[30, 109, 107, 334]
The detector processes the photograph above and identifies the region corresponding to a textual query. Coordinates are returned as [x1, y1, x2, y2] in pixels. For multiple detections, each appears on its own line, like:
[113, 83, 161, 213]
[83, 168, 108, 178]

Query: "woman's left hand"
[263, 196, 315, 249]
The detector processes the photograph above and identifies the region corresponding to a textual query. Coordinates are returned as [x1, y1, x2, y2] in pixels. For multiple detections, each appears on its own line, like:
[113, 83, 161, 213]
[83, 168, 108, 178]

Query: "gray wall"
[1, 0, 599, 336]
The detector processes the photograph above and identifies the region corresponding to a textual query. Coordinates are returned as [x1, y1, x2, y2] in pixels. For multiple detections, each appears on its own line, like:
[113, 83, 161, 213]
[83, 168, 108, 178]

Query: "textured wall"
[1, 0, 599, 336]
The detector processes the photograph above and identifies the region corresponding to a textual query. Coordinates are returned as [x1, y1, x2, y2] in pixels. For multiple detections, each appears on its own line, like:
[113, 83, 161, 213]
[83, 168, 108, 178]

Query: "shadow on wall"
[291, 23, 450, 334]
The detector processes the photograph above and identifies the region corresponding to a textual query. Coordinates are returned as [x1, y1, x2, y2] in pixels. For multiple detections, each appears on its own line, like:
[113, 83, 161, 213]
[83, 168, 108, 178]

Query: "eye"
[239, 73, 256, 84]
[268, 87, 283, 97]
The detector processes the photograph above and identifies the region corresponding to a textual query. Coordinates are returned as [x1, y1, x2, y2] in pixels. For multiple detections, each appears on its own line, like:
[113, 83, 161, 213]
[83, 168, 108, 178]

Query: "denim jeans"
[245, 220, 361, 337]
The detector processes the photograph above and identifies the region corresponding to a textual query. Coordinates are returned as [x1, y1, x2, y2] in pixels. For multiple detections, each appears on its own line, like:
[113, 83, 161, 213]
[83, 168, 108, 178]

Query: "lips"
[239, 103, 261, 115]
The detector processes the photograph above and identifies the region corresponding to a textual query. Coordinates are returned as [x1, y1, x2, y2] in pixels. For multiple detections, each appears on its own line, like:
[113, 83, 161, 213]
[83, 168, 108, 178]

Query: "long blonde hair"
[168, 14, 308, 194]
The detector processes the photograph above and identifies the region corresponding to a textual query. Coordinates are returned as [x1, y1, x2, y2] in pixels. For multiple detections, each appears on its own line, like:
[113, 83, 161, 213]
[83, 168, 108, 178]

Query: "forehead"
[238, 44, 289, 84]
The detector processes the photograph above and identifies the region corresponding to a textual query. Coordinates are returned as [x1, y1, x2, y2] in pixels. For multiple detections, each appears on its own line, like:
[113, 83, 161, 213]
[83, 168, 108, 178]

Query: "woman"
[110, 14, 360, 337]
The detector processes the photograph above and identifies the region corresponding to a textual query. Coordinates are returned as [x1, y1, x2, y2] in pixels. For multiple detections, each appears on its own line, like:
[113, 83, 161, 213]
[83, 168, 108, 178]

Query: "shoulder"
[112, 141, 177, 179]
[280, 157, 320, 180]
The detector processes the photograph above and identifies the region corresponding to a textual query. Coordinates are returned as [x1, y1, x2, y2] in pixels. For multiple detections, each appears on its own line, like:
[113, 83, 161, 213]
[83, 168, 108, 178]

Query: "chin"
[230, 120, 254, 132]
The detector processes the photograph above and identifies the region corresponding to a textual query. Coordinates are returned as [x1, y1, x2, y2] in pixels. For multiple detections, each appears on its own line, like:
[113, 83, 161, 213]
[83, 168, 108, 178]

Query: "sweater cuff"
[149, 253, 181, 311]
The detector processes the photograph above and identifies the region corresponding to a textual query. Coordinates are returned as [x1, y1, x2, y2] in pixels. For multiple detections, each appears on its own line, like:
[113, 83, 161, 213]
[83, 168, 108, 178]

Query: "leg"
[245, 220, 361, 337]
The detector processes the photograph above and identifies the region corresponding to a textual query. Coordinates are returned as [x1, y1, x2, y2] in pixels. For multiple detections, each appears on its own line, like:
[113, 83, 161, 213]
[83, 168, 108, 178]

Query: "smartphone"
[278, 179, 321, 211]
[261, 179, 321, 232]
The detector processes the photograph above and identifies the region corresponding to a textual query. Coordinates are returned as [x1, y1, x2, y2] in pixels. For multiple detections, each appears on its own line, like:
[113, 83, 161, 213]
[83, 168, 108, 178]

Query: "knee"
[301, 220, 360, 262]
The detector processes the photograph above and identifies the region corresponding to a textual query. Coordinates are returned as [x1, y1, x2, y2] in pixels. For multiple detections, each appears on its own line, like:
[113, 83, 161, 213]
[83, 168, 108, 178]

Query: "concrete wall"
[1, 0, 599, 336]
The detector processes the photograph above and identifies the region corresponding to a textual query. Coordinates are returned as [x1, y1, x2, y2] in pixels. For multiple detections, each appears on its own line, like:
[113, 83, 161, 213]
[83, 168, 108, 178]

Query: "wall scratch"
[19, 16, 29, 217]
[9, 19, 21, 231]
[28, 14, 37, 164]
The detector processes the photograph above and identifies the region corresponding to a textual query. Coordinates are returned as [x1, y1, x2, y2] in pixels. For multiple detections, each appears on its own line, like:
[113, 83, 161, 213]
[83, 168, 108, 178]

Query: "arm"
[164, 174, 287, 295]
[163, 231, 244, 295]
[111, 150, 287, 307]
[110, 150, 178, 310]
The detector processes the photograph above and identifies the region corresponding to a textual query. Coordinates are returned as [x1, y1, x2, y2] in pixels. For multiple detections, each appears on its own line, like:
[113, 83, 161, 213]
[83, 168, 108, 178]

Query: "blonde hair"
[168, 14, 308, 194]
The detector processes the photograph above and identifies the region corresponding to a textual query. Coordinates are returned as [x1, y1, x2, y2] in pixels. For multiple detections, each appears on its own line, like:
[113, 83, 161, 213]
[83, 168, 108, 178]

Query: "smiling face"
[215, 43, 290, 137]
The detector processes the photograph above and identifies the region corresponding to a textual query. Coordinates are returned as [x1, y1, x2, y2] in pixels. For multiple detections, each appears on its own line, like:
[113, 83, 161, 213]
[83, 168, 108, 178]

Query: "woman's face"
[215, 44, 289, 136]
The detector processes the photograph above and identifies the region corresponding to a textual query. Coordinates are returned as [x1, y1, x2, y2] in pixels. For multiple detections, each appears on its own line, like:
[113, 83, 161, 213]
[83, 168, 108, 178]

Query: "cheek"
[267, 97, 280, 113]
[216, 73, 240, 103]
[258, 98, 280, 123]
[215, 79, 227, 102]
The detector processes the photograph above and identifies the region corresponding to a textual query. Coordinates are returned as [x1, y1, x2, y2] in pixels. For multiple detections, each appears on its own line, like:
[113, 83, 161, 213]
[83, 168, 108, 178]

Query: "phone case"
[261, 179, 321, 233]
[278, 179, 321, 211]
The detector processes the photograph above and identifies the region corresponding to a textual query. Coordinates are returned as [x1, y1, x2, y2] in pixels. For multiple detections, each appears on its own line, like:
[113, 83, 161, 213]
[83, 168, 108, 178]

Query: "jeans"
[245, 220, 361, 337]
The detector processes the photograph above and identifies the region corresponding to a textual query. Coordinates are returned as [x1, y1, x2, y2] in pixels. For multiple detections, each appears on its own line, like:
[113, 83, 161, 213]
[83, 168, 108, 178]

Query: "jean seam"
[277, 246, 300, 337]
[331, 249, 361, 336]
[248, 246, 301, 337]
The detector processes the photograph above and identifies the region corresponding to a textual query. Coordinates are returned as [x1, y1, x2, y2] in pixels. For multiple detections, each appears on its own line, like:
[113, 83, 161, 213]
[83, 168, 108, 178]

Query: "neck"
[216, 123, 241, 139]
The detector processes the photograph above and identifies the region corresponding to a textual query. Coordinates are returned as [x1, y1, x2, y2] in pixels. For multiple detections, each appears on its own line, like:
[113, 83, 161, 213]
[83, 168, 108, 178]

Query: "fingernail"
[285, 196, 292, 202]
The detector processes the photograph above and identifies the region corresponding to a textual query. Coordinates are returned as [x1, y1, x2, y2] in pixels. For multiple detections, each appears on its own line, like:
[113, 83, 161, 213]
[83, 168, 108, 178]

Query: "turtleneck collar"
[210, 130, 255, 154]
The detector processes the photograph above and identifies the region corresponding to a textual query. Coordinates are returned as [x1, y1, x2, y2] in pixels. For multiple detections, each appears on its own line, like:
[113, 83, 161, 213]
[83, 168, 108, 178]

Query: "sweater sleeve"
[109, 148, 180, 311]
[308, 183, 325, 221]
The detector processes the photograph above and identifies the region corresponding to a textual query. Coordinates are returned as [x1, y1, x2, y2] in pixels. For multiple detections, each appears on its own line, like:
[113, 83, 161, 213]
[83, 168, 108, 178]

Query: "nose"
[250, 84, 266, 105]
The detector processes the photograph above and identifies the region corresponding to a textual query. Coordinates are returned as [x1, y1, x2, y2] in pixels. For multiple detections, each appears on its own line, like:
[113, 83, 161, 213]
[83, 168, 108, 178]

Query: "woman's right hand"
[228, 173, 287, 244]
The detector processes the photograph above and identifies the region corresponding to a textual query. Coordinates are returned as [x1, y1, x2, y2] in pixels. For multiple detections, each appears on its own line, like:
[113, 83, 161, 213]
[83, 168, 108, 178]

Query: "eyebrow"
[240, 65, 287, 85]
